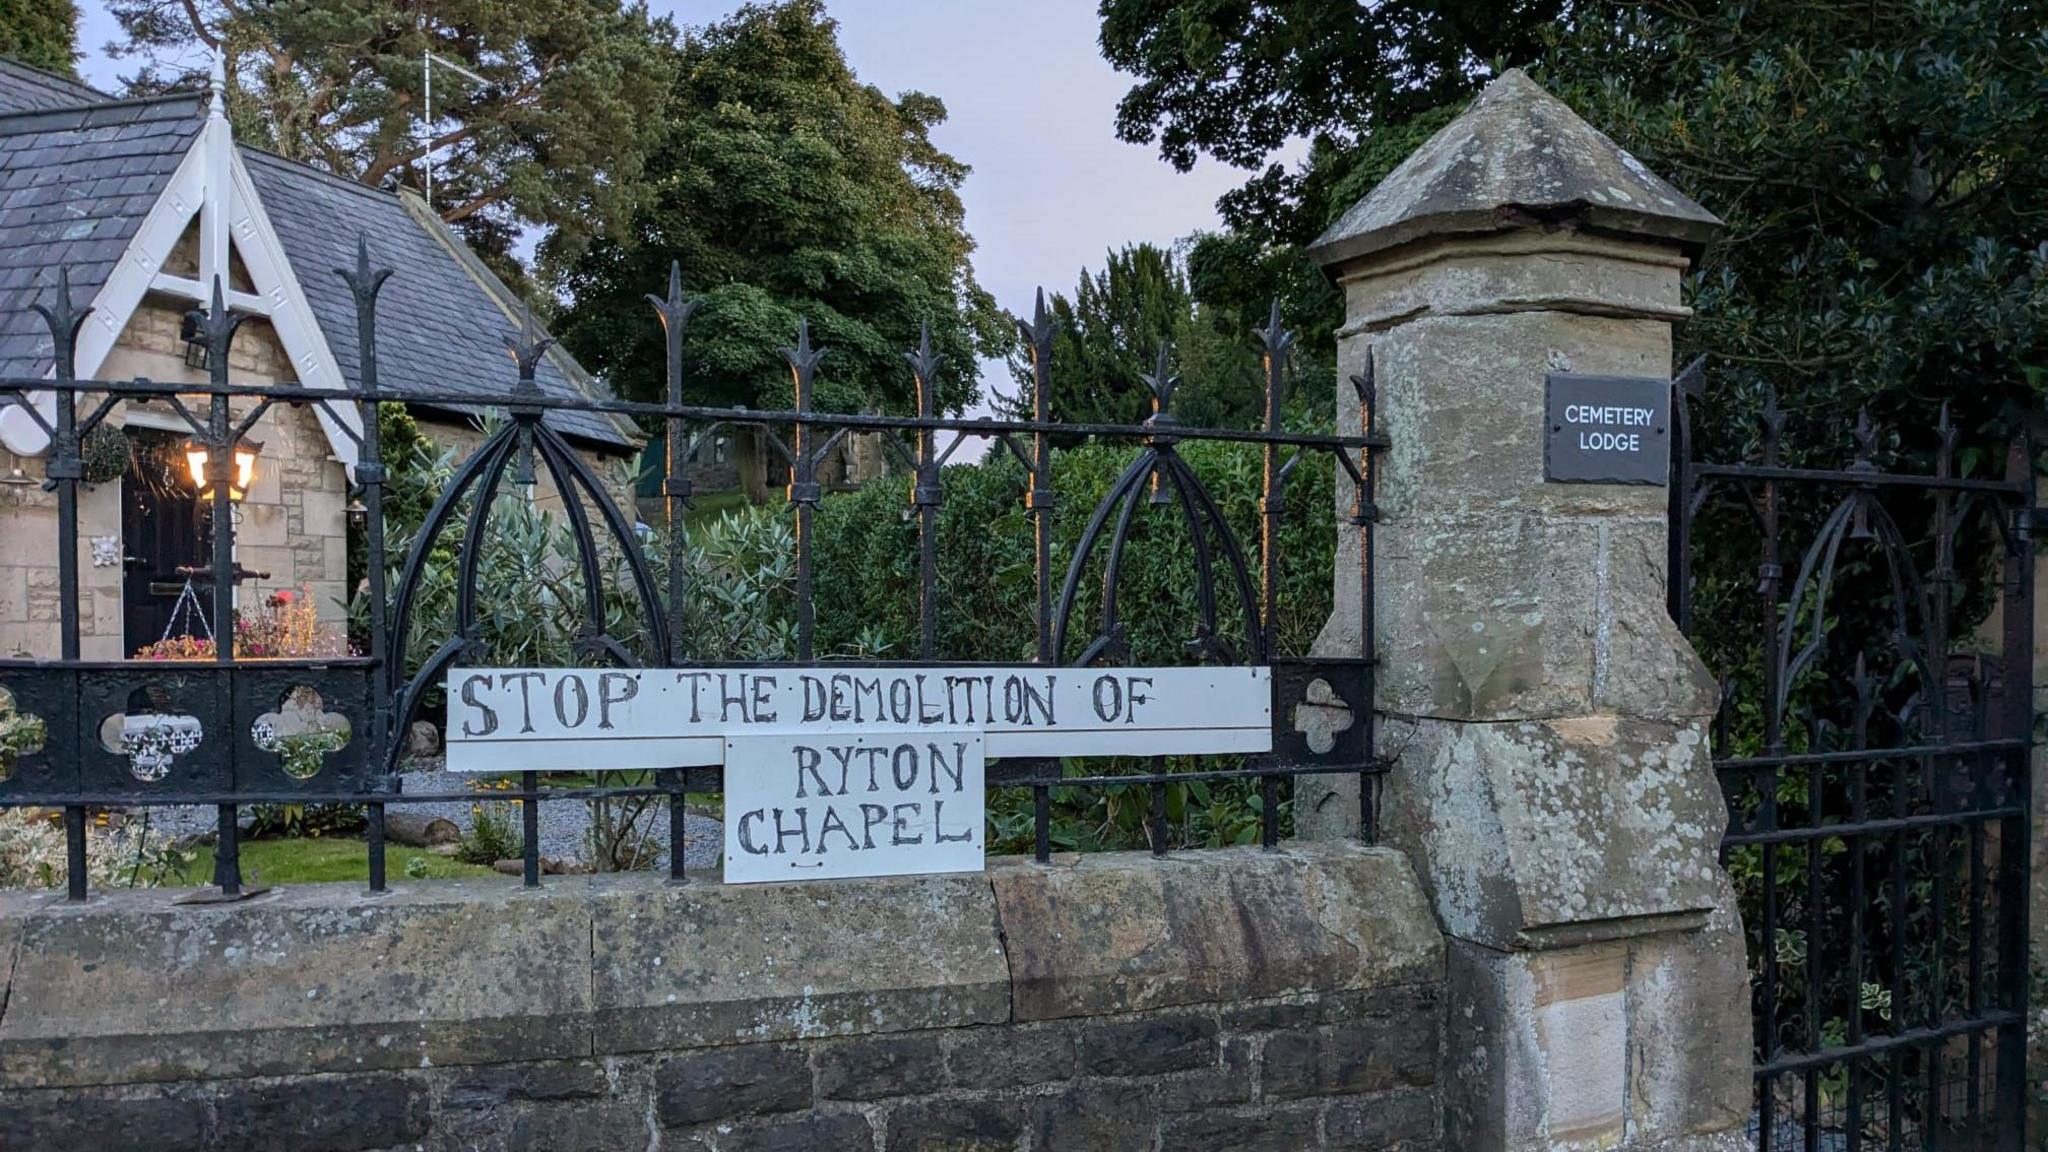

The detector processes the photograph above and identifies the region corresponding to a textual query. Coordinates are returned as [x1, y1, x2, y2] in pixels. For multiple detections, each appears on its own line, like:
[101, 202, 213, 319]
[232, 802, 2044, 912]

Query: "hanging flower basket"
[80, 424, 130, 486]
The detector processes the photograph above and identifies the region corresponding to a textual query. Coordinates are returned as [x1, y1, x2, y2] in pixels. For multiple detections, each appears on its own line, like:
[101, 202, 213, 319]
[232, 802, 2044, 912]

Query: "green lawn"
[682, 489, 753, 530]
[172, 838, 498, 886]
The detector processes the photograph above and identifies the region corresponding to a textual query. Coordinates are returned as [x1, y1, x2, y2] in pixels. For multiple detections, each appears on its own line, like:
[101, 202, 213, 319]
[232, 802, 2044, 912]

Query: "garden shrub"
[802, 436, 1338, 852]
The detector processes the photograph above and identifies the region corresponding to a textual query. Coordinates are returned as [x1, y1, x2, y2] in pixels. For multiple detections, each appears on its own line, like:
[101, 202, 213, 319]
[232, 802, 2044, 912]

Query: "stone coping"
[0, 842, 1442, 1090]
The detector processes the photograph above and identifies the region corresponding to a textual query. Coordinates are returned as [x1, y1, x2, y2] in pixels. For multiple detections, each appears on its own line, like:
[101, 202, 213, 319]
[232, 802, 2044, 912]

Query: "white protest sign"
[443, 665, 1270, 773]
[722, 731, 984, 884]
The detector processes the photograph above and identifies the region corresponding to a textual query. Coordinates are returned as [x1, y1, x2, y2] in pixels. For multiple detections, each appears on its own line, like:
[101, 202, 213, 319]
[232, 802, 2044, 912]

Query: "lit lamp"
[185, 440, 260, 501]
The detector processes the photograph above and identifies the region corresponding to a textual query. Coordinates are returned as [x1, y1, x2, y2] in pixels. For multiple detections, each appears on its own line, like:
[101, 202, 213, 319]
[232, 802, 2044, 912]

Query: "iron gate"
[0, 249, 1383, 896]
[1670, 361, 2034, 1149]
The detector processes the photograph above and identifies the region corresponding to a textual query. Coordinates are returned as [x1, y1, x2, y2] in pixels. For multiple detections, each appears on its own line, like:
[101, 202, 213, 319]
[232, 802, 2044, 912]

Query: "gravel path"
[117, 762, 724, 873]
[392, 766, 723, 870]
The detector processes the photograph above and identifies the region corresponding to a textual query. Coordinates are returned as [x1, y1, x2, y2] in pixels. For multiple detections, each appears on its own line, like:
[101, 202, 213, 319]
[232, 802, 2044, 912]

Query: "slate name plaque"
[1544, 373, 1671, 485]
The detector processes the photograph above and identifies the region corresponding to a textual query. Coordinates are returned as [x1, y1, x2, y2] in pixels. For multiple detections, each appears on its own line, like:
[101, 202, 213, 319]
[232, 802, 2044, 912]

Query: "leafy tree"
[1528, 1, 2048, 768]
[1008, 243, 1193, 429]
[1105, 1, 2048, 454]
[1536, 4, 2048, 468]
[549, 0, 1007, 417]
[0, 0, 77, 76]
[806, 436, 1336, 847]
[1009, 241, 1331, 434]
[1098, 0, 1563, 171]
[1096, 4, 1496, 425]
[104, 0, 675, 270]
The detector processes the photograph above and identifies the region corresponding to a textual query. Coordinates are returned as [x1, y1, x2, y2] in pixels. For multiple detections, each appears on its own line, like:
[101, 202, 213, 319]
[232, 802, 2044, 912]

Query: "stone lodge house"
[0, 58, 638, 661]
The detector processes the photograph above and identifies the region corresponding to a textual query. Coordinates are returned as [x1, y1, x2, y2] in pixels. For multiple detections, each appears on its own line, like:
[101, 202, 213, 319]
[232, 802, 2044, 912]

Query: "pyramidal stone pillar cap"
[1309, 68, 1720, 268]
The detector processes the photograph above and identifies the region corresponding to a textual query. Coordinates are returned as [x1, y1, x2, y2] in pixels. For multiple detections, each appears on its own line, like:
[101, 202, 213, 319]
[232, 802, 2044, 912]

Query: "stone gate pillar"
[1306, 70, 1751, 1151]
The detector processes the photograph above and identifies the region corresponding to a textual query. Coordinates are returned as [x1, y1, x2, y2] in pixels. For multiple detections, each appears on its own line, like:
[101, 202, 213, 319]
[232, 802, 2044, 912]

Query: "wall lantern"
[185, 440, 260, 501]
[178, 312, 210, 369]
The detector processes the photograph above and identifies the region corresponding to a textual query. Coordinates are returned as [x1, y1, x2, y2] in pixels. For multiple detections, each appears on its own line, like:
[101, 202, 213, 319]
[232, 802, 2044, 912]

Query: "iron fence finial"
[904, 320, 942, 392]
[504, 304, 555, 389]
[30, 266, 92, 381]
[336, 234, 394, 395]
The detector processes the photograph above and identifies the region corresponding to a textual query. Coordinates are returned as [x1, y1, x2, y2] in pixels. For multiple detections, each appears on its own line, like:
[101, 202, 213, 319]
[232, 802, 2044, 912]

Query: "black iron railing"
[0, 241, 1386, 898]
[1671, 359, 2034, 1150]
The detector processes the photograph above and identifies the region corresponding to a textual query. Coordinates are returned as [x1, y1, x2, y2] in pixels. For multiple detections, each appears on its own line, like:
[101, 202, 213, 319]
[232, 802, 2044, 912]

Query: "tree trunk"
[739, 426, 776, 506]
[384, 812, 460, 847]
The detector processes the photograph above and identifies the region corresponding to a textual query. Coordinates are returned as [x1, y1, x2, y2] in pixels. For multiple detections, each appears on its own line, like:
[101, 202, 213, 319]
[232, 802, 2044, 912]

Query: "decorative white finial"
[208, 48, 226, 119]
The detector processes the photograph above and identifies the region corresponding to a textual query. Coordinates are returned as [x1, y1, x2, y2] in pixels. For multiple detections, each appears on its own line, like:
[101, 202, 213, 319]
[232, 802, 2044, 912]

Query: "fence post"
[1307, 70, 1750, 1150]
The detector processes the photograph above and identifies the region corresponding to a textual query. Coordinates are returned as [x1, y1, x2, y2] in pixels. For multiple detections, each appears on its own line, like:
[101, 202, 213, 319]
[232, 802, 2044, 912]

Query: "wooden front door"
[120, 429, 207, 653]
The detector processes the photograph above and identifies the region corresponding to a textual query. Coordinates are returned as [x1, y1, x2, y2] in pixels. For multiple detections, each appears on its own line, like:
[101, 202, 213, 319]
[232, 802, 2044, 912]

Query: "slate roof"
[0, 94, 207, 379]
[0, 58, 109, 115]
[0, 59, 634, 453]
[242, 148, 636, 450]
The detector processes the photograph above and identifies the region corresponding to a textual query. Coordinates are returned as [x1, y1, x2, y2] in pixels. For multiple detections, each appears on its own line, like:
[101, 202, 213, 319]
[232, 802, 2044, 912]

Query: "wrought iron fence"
[0, 240, 1385, 899]
[1670, 360, 2034, 1150]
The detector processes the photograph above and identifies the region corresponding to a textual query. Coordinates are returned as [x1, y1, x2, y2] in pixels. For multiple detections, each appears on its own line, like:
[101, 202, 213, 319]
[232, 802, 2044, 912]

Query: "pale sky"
[70, 1, 1292, 416]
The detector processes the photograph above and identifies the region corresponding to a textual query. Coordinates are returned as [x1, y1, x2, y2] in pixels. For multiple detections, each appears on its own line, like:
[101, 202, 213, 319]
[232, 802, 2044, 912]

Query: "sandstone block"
[815, 1033, 945, 1101]
[694, 1111, 876, 1152]
[1077, 1014, 1217, 1076]
[1028, 1081, 1158, 1152]
[505, 1100, 648, 1152]
[990, 843, 1441, 1021]
[1385, 715, 1726, 948]
[943, 1022, 1075, 1088]
[1160, 1104, 1322, 1152]
[885, 1097, 1026, 1152]
[0, 1087, 208, 1152]
[655, 1043, 810, 1127]
[210, 1073, 430, 1151]
[442, 1060, 611, 1110]
[589, 871, 1008, 1053]
[1324, 1089, 1439, 1149]
[0, 880, 594, 1088]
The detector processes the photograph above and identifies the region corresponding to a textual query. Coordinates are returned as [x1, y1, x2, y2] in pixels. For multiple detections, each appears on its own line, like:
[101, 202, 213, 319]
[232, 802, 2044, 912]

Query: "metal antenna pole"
[420, 51, 488, 212]
[423, 50, 432, 208]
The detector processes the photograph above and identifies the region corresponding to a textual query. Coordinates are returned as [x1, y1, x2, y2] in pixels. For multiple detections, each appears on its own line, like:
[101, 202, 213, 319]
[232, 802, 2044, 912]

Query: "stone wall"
[0, 844, 1447, 1152]
[0, 472, 117, 660]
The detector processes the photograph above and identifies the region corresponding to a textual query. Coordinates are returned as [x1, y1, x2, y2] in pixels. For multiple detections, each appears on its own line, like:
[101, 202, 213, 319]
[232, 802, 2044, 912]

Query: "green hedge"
[797, 438, 1338, 852]
[807, 438, 1336, 666]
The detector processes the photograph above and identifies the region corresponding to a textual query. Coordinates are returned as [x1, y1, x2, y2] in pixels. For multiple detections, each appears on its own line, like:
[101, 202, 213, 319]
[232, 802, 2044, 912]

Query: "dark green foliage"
[1013, 241, 1333, 435]
[455, 799, 521, 865]
[1106, 1, 2048, 705]
[802, 438, 1337, 853]
[105, 0, 675, 270]
[0, 0, 77, 76]
[1527, 4, 2048, 763]
[1005, 243, 1192, 430]
[243, 802, 366, 841]
[807, 439, 1334, 666]
[550, 0, 1008, 415]
[1098, 0, 1565, 172]
[344, 404, 444, 625]
[80, 424, 130, 485]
